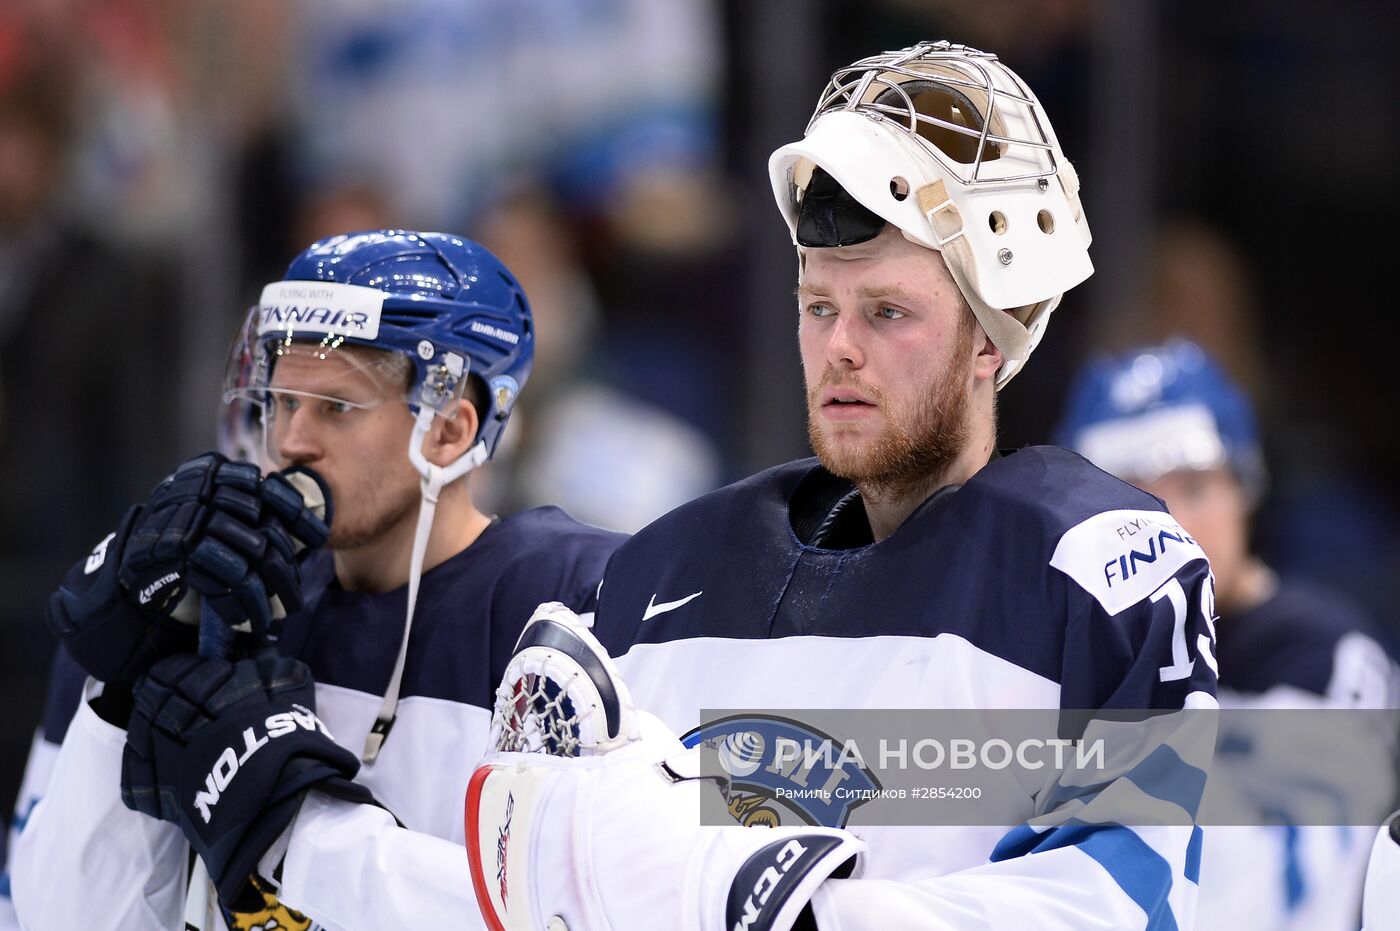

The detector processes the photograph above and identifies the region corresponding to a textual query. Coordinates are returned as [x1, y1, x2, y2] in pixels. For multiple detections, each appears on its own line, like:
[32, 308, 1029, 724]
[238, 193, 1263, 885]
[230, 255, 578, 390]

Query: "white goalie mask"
[769, 41, 1093, 388]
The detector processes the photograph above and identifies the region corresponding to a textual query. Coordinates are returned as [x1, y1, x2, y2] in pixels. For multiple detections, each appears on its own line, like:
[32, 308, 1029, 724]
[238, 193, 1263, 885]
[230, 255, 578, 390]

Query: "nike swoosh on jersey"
[643, 591, 703, 622]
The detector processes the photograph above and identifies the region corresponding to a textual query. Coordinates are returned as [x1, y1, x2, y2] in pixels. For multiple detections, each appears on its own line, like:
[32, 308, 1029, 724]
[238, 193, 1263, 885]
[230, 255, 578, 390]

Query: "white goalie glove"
[466, 603, 864, 931]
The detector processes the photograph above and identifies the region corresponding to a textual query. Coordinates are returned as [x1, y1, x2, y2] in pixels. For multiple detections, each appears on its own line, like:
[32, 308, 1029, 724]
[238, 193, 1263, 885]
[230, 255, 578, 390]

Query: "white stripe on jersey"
[616, 633, 1064, 882]
[614, 632, 1062, 730]
[312, 682, 491, 843]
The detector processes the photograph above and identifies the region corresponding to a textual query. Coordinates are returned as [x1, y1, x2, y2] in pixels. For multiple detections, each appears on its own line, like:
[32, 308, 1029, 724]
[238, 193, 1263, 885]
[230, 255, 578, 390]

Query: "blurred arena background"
[2, 0, 1397, 822]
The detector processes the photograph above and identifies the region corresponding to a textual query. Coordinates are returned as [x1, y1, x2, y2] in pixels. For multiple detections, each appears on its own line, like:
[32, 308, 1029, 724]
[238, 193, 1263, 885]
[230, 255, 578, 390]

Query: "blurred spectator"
[271, 0, 742, 469]
[284, 0, 723, 230]
[474, 188, 721, 531]
[1128, 217, 1399, 633]
[1138, 219, 1267, 403]
[0, 16, 187, 918]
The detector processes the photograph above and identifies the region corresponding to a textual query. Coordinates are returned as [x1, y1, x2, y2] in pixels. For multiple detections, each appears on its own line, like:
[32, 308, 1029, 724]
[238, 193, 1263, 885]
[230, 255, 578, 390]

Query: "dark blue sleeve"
[487, 518, 625, 690]
[41, 645, 89, 746]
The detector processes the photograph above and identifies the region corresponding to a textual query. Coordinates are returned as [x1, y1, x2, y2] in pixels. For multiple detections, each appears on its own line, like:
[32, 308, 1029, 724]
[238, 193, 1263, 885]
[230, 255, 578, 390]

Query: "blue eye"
[325, 400, 356, 416]
[807, 303, 836, 318]
[877, 306, 906, 320]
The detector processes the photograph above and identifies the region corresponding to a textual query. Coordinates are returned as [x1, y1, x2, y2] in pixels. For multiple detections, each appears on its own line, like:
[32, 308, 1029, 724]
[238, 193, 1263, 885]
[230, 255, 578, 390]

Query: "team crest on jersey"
[225, 879, 314, 931]
[683, 714, 880, 828]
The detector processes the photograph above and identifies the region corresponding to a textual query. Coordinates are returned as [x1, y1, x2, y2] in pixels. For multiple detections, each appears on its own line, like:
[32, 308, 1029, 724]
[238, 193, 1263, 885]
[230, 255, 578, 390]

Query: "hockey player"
[9, 231, 625, 930]
[466, 41, 1219, 930]
[1056, 339, 1399, 930]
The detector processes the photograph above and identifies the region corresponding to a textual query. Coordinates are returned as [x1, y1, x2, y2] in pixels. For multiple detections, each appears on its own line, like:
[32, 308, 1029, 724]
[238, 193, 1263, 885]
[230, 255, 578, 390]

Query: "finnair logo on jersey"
[470, 321, 520, 345]
[257, 281, 384, 341]
[193, 704, 333, 823]
[1102, 521, 1198, 588]
[684, 715, 881, 828]
[1051, 509, 1207, 616]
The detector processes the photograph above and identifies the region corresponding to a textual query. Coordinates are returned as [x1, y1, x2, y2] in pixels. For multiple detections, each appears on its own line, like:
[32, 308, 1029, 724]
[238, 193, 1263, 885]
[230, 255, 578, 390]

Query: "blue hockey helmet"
[1054, 339, 1264, 496]
[225, 230, 533, 468]
[222, 231, 534, 762]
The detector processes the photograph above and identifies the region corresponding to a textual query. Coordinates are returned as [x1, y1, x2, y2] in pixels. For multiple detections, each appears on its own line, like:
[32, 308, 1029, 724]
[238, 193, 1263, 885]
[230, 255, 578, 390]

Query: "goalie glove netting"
[487, 602, 641, 758]
[494, 669, 588, 756]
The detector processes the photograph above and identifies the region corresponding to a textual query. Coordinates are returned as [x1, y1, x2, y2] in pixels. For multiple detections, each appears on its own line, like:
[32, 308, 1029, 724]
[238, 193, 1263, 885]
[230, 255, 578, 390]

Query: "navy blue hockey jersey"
[1217, 580, 1396, 706]
[594, 448, 1219, 930]
[280, 505, 621, 712]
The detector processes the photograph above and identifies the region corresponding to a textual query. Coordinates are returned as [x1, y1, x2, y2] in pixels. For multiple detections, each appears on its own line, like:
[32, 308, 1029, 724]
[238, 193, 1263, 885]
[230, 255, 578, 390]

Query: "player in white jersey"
[1057, 339, 1400, 931]
[9, 231, 623, 930]
[466, 41, 1220, 930]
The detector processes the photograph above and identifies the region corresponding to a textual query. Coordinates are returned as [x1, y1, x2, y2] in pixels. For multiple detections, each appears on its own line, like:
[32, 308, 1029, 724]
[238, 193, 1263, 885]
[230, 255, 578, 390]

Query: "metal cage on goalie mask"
[769, 41, 1094, 389]
[230, 230, 534, 463]
[808, 41, 1057, 188]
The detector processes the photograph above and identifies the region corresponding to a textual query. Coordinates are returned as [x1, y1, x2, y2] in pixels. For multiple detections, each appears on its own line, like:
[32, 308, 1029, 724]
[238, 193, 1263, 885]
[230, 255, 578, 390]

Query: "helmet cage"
[807, 42, 1060, 188]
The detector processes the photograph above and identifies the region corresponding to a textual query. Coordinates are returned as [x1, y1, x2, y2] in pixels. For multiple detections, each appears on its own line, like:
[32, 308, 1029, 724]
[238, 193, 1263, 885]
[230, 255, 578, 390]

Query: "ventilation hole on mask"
[889, 177, 910, 201]
[1037, 209, 1055, 234]
[989, 211, 1008, 235]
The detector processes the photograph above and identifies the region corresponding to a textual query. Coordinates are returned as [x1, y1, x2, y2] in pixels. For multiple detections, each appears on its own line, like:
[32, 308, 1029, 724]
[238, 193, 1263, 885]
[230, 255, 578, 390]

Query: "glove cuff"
[215, 774, 388, 910]
[706, 829, 863, 931]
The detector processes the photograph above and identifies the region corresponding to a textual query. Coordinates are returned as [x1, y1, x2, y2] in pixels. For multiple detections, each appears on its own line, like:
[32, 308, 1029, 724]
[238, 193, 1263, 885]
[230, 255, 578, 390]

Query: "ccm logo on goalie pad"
[726, 835, 844, 931]
[193, 704, 333, 823]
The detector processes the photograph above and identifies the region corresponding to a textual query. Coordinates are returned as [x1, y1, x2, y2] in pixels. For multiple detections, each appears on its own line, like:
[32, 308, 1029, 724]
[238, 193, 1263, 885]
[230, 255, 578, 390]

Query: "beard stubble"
[806, 311, 976, 505]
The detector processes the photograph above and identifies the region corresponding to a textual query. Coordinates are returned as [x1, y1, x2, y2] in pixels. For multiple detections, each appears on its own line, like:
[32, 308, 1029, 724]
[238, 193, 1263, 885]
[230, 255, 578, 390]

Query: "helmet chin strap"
[363, 406, 489, 763]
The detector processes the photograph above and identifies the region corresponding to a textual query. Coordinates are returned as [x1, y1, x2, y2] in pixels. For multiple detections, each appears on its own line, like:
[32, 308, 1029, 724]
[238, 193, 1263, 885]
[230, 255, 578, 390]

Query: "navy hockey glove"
[47, 504, 197, 688]
[121, 650, 375, 912]
[46, 453, 331, 686]
[120, 454, 328, 640]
